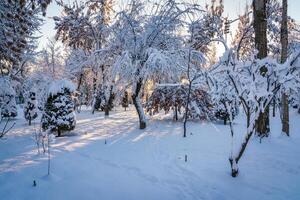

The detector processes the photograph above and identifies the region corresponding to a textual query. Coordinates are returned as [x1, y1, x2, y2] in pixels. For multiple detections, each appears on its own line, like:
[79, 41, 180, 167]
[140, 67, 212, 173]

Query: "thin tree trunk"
[273, 98, 276, 117]
[253, 0, 270, 136]
[174, 105, 178, 121]
[281, 0, 289, 136]
[57, 129, 61, 137]
[246, 108, 250, 128]
[229, 110, 256, 177]
[77, 73, 83, 91]
[104, 88, 110, 116]
[183, 83, 192, 137]
[91, 71, 98, 114]
[183, 47, 192, 138]
[132, 79, 146, 129]
[104, 106, 109, 116]
[48, 135, 51, 175]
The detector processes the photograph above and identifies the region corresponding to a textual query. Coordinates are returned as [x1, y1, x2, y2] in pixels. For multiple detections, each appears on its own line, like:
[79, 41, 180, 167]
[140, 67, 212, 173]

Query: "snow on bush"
[48, 79, 76, 97]
[146, 84, 214, 120]
[0, 77, 17, 118]
[24, 90, 38, 125]
[41, 80, 76, 137]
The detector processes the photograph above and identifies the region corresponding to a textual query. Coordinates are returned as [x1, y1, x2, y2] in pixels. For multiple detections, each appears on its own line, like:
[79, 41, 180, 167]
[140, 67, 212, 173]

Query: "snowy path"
[0, 106, 300, 200]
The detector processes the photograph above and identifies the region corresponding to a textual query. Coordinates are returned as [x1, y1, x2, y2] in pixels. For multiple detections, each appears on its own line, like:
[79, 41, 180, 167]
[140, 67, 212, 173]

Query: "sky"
[37, 0, 300, 50]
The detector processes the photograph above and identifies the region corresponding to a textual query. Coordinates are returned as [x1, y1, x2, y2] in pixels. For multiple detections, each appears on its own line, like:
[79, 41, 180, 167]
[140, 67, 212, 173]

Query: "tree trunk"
[77, 73, 83, 91]
[183, 82, 192, 137]
[281, 0, 289, 136]
[229, 109, 256, 177]
[253, 0, 268, 61]
[255, 107, 270, 137]
[29, 118, 31, 126]
[104, 90, 110, 116]
[104, 105, 109, 116]
[132, 79, 146, 129]
[273, 98, 276, 117]
[246, 109, 250, 128]
[174, 106, 178, 121]
[47, 134, 51, 175]
[253, 0, 270, 136]
[57, 129, 61, 137]
[91, 71, 98, 114]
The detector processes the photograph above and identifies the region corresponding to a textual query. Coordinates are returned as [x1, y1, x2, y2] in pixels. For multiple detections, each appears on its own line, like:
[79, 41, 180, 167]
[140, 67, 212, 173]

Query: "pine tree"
[0, 0, 50, 76]
[0, 77, 17, 118]
[41, 80, 76, 137]
[24, 91, 38, 125]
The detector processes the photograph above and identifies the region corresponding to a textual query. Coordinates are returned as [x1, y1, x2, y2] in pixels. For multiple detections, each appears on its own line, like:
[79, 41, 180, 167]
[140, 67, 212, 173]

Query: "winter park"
[1, 0, 300, 199]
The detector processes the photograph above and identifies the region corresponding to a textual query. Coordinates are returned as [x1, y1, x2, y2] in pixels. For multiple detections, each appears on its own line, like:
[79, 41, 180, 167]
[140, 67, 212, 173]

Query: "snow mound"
[48, 79, 75, 97]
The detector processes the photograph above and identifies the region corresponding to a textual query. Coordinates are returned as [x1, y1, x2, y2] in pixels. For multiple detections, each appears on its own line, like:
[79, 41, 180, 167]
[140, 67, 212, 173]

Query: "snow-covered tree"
[92, 85, 115, 114]
[231, 4, 254, 60]
[189, 0, 224, 53]
[111, 0, 197, 129]
[54, 0, 113, 51]
[54, 0, 115, 115]
[39, 38, 65, 79]
[0, 77, 17, 118]
[214, 99, 239, 125]
[0, 0, 47, 76]
[24, 90, 38, 125]
[209, 43, 300, 177]
[41, 80, 76, 137]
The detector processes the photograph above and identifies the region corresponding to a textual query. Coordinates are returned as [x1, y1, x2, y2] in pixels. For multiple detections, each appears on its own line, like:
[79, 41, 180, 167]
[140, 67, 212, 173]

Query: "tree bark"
[57, 129, 61, 137]
[253, 0, 270, 136]
[273, 98, 276, 117]
[91, 71, 98, 114]
[183, 82, 192, 137]
[281, 0, 289, 136]
[104, 105, 109, 116]
[174, 105, 178, 121]
[77, 73, 83, 91]
[132, 79, 146, 129]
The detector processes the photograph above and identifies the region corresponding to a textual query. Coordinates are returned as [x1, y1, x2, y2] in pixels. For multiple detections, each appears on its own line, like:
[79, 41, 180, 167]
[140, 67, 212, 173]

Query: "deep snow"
[0, 106, 300, 200]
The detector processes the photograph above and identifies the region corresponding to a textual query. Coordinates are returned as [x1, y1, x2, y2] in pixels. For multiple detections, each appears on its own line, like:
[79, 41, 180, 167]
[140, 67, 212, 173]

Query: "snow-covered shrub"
[0, 77, 17, 118]
[41, 80, 76, 137]
[146, 84, 214, 120]
[24, 91, 38, 125]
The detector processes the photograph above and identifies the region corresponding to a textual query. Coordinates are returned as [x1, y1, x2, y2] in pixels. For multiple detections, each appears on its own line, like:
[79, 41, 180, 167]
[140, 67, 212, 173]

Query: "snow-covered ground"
[0, 106, 300, 200]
